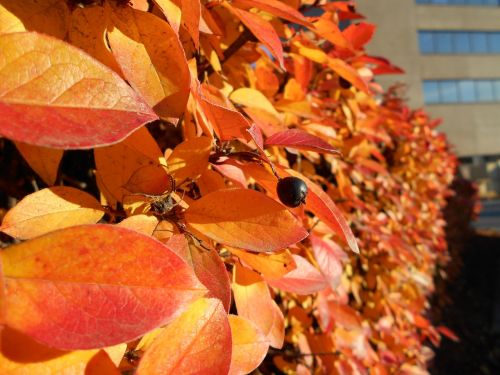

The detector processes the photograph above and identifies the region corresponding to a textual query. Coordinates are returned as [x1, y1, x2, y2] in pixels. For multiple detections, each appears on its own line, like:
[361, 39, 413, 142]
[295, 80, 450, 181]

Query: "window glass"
[419, 32, 434, 53]
[419, 31, 500, 54]
[476, 80, 494, 101]
[454, 32, 471, 53]
[435, 32, 453, 53]
[493, 81, 500, 100]
[488, 33, 500, 53]
[440, 81, 459, 102]
[423, 79, 500, 104]
[416, 0, 499, 5]
[423, 81, 440, 103]
[458, 80, 476, 102]
[471, 33, 488, 53]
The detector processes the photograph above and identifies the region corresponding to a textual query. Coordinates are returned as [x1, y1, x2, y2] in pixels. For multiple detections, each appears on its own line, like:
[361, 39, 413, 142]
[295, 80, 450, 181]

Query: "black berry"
[339, 76, 352, 89]
[277, 177, 308, 208]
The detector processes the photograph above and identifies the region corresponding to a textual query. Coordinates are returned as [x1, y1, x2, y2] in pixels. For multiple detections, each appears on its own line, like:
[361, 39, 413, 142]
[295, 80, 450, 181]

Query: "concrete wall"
[356, 0, 500, 157]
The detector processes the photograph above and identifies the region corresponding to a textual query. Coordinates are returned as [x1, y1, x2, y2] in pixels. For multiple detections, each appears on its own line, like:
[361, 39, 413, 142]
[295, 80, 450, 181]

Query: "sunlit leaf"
[190, 246, 231, 312]
[94, 127, 164, 207]
[0, 224, 206, 349]
[185, 189, 308, 252]
[167, 136, 212, 183]
[232, 264, 284, 348]
[108, 5, 190, 118]
[227, 5, 284, 69]
[232, 0, 311, 27]
[0, 0, 69, 38]
[0, 187, 104, 240]
[265, 129, 341, 155]
[0, 32, 157, 149]
[228, 315, 269, 375]
[136, 298, 231, 375]
[229, 248, 296, 280]
[266, 254, 328, 295]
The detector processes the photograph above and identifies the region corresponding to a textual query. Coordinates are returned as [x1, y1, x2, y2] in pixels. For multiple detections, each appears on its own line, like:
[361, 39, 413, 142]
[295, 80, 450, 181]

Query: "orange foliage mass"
[0, 0, 463, 373]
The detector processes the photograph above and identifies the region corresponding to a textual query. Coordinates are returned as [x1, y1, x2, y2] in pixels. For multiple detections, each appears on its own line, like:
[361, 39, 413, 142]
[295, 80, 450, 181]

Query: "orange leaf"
[229, 248, 297, 280]
[68, 5, 122, 75]
[0, 327, 104, 375]
[190, 246, 231, 312]
[185, 189, 308, 252]
[181, 0, 201, 48]
[232, 0, 311, 27]
[116, 214, 160, 236]
[136, 298, 231, 375]
[124, 164, 172, 195]
[0, 186, 104, 240]
[84, 350, 121, 375]
[232, 264, 284, 348]
[228, 6, 285, 69]
[108, 5, 190, 119]
[0, 224, 206, 349]
[228, 315, 269, 375]
[0, 32, 157, 149]
[15, 142, 63, 186]
[197, 169, 227, 196]
[266, 254, 328, 295]
[327, 57, 369, 93]
[167, 136, 212, 183]
[94, 127, 164, 207]
[197, 84, 252, 141]
[313, 14, 352, 50]
[0, 0, 69, 38]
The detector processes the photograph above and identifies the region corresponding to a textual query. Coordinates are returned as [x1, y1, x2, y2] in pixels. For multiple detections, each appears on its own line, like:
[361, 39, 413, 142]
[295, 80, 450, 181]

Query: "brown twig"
[198, 27, 256, 81]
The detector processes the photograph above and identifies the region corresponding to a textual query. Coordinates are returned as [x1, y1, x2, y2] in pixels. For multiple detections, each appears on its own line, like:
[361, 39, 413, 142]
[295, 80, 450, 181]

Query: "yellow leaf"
[230, 87, 280, 117]
[15, 142, 63, 186]
[108, 5, 190, 119]
[229, 248, 297, 280]
[0, 186, 104, 240]
[167, 136, 212, 183]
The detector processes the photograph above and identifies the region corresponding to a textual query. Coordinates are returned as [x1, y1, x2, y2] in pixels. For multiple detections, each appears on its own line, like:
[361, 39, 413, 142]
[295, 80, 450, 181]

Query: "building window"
[423, 79, 500, 104]
[419, 31, 500, 54]
[416, 0, 499, 5]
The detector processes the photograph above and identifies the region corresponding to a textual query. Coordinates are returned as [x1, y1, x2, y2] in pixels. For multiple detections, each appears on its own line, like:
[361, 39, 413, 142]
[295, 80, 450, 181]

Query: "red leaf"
[265, 129, 341, 155]
[190, 247, 231, 312]
[310, 235, 345, 289]
[228, 5, 285, 69]
[436, 326, 460, 342]
[0, 32, 157, 149]
[266, 255, 328, 295]
[0, 224, 206, 349]
[232, 0, 311, 27]
[343, 22, 376, 50]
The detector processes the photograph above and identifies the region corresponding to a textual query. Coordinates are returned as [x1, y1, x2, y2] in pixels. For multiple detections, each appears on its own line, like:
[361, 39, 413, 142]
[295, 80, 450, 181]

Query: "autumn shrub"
[0, 0, 472, 374]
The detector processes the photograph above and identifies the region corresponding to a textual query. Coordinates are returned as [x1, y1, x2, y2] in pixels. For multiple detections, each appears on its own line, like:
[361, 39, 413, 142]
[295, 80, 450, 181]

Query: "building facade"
[356, 0, 500, 194]
[357, 0, 500, 157]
